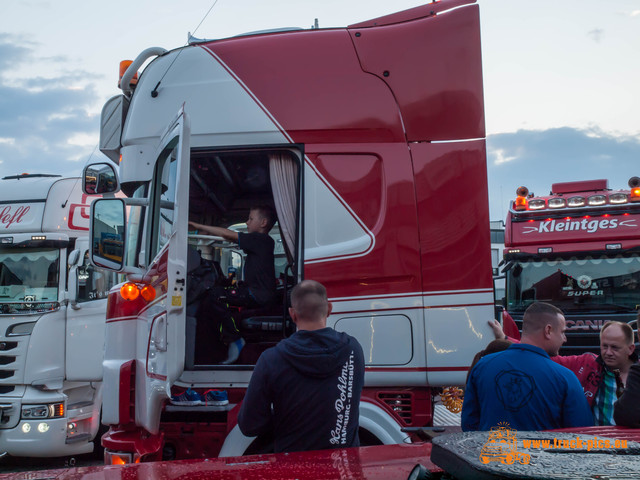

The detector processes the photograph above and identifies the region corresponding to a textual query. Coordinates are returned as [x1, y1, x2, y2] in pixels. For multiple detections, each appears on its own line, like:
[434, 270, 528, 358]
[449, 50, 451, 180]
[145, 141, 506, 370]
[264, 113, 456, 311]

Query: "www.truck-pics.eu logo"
[479, 423, 629, 467]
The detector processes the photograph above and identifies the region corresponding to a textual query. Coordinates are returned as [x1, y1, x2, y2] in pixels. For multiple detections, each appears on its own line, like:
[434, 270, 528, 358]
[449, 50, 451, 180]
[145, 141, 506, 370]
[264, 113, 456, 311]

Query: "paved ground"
[0, 453, 103, 474]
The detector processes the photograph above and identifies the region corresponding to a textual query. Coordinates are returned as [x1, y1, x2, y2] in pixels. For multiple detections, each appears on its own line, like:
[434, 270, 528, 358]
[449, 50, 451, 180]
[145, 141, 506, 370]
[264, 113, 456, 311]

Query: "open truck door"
[131, 108, 191, 435]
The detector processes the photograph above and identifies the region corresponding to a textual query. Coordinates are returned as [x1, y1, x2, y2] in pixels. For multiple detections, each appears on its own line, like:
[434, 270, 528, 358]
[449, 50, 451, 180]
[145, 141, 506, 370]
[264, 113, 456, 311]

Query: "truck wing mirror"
[90, 198, 126, 271]
[83, 162, 120, 195]
[68, 249, 81, 266]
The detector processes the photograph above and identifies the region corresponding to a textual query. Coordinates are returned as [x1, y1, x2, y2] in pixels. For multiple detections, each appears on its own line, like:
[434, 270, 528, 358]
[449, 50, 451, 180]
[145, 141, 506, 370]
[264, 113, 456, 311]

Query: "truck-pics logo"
[522, 218, 637, 234]
[480, 423, 628, 468]
[479, 423, 531, 465]
[0, 205, 31, 229]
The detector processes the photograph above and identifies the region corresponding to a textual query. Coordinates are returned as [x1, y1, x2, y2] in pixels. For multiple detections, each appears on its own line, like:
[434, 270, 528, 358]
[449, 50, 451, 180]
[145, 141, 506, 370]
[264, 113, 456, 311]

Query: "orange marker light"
[631, 187, 640, 201]
[53, 403, 64, 417]
[110, 455, 127, 466]
[120, 282, 140, 301]
[140, 285, 156, 302]
[118, 60, 138, 88]
[514, 196, 527, 210]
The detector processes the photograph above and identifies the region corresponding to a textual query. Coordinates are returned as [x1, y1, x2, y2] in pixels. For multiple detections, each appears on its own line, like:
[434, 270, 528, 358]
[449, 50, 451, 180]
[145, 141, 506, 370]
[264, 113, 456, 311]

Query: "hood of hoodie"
[276, 328, 358, 378]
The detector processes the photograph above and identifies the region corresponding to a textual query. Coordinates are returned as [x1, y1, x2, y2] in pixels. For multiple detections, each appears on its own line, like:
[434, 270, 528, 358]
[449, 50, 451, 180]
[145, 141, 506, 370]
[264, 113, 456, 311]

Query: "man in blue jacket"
[462, 302, 593, 431]
[238, 280, 365, 452]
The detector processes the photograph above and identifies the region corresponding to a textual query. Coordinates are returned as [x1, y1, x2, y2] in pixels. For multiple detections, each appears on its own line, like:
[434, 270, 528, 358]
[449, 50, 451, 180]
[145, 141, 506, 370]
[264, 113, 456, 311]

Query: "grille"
[0, 356, 15, 366]
[378, 392, 413, 423]
[0, 302, 60, 315]
[0, 386, 15, 394]
[0, 371, 14, 380]
[0, 342, 18, 352]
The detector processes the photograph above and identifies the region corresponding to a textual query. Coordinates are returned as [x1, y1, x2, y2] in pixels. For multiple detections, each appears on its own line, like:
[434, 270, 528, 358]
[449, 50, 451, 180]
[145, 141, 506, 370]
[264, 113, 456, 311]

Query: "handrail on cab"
[121, 47, 168, 96]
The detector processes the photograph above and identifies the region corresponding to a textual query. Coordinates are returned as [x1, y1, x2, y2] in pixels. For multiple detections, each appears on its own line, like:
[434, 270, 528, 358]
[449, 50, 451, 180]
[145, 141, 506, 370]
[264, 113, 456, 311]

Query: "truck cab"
[0, 174, 116, 457]
[87, 0, 494, 464]
[503, 178, 640, 353]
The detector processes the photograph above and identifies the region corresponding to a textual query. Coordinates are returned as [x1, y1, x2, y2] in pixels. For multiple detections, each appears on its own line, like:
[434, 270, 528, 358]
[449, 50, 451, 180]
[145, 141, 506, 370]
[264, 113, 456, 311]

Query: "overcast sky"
[1, 0, 639, 220]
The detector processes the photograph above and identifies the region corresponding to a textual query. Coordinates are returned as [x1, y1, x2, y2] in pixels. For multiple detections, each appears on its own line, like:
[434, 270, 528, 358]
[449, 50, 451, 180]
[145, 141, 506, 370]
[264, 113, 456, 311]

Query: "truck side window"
[150, 143, 178, 260]
[77, 252, 117, 302]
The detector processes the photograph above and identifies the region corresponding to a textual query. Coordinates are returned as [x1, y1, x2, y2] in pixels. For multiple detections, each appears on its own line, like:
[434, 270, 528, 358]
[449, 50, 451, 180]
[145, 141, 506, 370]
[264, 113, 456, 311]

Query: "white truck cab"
[0, 174, 116, 457]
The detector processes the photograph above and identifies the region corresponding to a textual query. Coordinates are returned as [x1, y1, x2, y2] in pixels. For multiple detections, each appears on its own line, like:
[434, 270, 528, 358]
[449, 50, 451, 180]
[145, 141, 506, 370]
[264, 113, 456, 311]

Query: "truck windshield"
[505, 254, 640, 313]
[0, 248, 59, 303]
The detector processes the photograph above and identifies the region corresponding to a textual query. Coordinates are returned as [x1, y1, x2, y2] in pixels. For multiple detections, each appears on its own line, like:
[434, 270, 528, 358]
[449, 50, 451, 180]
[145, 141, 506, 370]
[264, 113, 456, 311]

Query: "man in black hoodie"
[237, 280, 365, 453]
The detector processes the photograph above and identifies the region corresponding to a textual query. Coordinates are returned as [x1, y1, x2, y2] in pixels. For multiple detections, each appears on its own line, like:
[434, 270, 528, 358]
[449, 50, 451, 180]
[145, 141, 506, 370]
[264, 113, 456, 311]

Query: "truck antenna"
[152, 0, 220, 99]
[191, 0, 220, 40]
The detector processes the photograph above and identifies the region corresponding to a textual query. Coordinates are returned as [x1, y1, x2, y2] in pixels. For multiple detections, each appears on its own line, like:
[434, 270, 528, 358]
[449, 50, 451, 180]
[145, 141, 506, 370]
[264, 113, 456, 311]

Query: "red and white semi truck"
[503, 178, 640, 353]
[85, 0, 494, 464]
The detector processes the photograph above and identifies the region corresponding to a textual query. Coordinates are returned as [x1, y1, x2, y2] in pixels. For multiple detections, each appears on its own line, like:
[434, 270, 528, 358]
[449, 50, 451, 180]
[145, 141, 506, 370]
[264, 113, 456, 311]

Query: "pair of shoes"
[170, 388, 229, 406]
[202, 389, 229, 406]
[220, 338, 246, 365]
[170, 388, 203, 406]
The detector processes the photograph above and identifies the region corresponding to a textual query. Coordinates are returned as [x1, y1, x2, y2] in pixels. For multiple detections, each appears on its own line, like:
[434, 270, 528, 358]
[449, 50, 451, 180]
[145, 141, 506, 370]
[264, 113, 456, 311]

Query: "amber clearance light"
[120, 283, 139, 301]
[140, 285, 156, 302]
[514, 186, 529, 211]
[629, 176, 640, 202]
[120, 283, 156, 302]
[118, 60, 138, 89]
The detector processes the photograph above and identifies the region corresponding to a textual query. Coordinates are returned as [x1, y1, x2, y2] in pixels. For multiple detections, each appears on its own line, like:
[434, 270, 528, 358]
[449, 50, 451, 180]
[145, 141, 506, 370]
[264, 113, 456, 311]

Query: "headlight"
[528, 199, 545, 210]
[588, 195, 606, 206]
[21, 403, 64, 419]
[609, 193, 628, 204]
[567, 196, 585, 207]
[548, 198, 566, 208]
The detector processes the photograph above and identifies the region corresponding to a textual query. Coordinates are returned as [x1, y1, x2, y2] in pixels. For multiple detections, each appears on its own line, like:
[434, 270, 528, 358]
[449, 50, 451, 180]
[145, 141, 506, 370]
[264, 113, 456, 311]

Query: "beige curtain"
[269, 153, 298, 262]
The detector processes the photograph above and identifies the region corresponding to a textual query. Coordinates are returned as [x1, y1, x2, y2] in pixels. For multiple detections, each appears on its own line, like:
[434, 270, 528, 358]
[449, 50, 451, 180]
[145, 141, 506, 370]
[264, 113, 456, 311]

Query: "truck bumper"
[0, 417, 93, 457]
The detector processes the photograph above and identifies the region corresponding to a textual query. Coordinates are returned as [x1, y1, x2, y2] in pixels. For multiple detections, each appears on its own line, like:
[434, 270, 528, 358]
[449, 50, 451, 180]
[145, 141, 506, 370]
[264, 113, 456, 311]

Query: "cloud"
[0, 35, 103, 179]
[587, 28, 604, 43]
[0, 34, 31, 71]
[486, 127, 640, 220]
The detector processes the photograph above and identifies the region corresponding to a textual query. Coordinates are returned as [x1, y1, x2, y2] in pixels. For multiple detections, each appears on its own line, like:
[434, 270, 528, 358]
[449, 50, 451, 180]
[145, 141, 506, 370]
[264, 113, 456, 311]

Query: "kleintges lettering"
[524, 218, 637, 235]
[0, 205, 31, 229]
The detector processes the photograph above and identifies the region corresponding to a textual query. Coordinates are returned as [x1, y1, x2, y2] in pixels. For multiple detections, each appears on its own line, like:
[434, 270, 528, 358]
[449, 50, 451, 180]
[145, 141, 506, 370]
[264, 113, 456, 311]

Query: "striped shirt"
[593, 368, 622, 426]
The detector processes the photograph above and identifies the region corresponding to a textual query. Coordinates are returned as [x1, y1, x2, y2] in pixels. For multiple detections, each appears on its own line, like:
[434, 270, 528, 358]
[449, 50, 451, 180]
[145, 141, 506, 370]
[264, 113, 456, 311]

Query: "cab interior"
[185, 147, 301, 369]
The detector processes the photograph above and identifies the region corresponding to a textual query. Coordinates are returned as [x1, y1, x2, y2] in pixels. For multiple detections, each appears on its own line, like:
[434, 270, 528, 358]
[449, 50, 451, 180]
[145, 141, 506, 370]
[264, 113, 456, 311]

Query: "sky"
[1, 0, 639, 221]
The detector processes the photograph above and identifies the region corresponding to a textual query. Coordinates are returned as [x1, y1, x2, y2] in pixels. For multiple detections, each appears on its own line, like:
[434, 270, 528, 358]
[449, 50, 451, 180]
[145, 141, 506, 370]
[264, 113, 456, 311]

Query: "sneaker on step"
[221, 338, 246, 365]
[170, 388, 203, 406]
[203, 389, 229, 406]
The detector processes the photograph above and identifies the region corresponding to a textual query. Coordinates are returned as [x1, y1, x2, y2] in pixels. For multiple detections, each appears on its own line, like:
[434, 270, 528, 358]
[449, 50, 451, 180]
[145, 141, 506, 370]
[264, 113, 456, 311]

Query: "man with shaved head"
[462, 302, 593, 431]
[238, 280, 365, 452]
